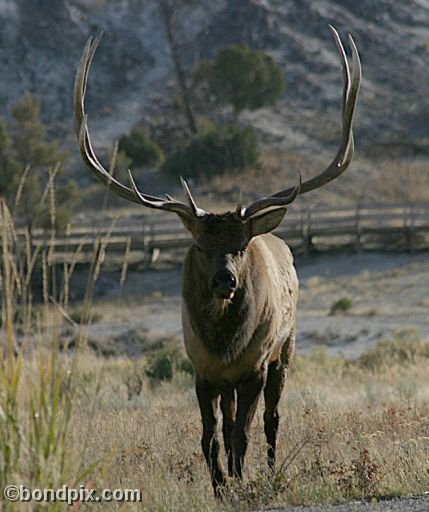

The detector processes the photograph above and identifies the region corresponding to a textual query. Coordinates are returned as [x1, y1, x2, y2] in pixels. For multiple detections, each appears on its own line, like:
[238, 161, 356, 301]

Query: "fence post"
[403, 203, 414, 252]
[142, 223, 153, 267]
[354, 203, 362, 253]
[300, 210, 305, 254]
[303, 208, 312, 256]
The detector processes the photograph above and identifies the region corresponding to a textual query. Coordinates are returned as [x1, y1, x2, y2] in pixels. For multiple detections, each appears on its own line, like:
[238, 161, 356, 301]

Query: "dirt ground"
[80, 250, 429, 358]
[260, 494, 429, 512]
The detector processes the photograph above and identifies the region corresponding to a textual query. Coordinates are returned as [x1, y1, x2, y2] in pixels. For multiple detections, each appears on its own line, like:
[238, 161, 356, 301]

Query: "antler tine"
[74, 34, 101, 137]
[128, 171, 196, 216]
[74, 34, 197, 217]
[240, 26, 361, 220]
[329, 25, 350, 120]
[273, 27, 361, 196]
[241, 173, 301, 220]
[180, 177, 207, 217]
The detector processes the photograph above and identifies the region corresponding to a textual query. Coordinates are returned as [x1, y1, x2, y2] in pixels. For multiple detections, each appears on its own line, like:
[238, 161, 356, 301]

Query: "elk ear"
[176, 212, 199, 237]
[249, 208, 287, 238]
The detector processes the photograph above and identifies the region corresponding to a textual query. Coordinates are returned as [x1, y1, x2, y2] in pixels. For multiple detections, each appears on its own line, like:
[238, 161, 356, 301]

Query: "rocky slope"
[1, 0, 429, 158]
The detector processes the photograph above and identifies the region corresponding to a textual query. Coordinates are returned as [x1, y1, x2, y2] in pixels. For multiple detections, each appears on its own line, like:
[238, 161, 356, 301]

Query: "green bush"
[70, 308, 102, 325]
[162, 124, 259, 180]
[118, 128, 164, 167]
[329, 297, 353, 315]
[144, 345, 193, 386]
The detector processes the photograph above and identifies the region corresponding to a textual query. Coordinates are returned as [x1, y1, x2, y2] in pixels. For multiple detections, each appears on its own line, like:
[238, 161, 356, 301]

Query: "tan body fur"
[182, 234, 298, 383]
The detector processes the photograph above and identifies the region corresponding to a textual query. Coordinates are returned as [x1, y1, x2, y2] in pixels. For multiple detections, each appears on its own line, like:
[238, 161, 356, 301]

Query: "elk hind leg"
[264, 332, 295, 470]
[263, 360, 287, 470]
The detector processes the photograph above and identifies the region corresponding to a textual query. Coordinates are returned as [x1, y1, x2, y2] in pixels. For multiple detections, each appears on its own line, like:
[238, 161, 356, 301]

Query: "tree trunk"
[158, 0, 198, 135]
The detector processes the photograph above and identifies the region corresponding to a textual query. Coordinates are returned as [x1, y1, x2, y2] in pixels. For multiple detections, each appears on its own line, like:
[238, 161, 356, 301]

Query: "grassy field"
[1, 197, 429, 511]
[76, 338, 429, 510]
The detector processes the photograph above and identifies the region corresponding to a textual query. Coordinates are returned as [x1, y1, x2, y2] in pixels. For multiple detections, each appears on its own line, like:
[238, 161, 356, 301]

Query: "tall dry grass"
[0, 169, 119, 510]
[0, 196, 76, 511]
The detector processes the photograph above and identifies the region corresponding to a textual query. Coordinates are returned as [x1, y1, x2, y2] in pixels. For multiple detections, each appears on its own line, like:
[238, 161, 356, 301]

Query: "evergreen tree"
[0, 93, 77, 231]
[193, 44, 285, 119]
[10, 93, 66, 170]
[0, 118, 20, 198]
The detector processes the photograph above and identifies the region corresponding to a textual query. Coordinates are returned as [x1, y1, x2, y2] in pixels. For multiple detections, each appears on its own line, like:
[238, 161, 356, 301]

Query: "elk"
[74, 26, 361, 496]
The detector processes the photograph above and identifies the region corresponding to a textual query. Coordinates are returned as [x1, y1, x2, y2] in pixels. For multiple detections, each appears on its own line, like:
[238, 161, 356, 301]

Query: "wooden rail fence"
[9, 202, 429, 266]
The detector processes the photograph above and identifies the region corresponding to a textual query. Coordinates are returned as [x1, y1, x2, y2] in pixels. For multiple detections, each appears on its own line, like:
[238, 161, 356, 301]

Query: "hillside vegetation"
[1, 0, 429, 157]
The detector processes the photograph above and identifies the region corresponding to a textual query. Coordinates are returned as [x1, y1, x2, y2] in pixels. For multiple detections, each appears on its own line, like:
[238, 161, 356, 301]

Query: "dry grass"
[43, 341, 429, 511]
[368, 158, 429, 204]
[1, 190, 429, 511]
[205, 147, 312, 209]
[162, 151, 429, 211]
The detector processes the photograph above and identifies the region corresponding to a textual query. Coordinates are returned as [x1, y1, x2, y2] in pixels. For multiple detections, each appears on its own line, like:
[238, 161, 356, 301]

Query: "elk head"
[179, 207, 296, 300]
[74, 26, 361, 300]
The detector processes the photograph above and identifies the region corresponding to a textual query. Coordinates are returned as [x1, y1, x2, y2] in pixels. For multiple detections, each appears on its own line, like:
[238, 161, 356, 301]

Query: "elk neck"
[182, 241, 269, 362]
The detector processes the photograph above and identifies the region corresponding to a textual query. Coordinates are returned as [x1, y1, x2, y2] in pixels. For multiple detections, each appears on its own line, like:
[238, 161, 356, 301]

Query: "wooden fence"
[12, 202, 429, 266]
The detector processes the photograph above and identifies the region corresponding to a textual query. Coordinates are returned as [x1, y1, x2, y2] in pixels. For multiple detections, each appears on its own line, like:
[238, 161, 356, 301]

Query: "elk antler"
[73, 33, 206, 219]
[240, 25, 362, 220]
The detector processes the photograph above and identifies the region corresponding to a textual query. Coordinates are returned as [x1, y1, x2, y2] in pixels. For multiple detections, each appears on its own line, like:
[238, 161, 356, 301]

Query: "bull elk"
[74, 26, 361, 496]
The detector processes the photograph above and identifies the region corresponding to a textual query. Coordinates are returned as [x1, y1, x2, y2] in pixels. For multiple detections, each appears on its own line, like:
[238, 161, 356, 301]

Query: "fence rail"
[10, 202, 429, 266]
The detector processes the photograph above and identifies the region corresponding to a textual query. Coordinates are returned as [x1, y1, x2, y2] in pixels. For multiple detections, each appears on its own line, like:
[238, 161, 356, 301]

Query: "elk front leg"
[195, 376, 225, 496]
[232, 369, 267, 478]
[220, 385, 236, 477]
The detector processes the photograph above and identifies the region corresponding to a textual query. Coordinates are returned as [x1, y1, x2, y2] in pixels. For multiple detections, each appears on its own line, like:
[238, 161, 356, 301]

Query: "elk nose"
[211, 271, 237, 299]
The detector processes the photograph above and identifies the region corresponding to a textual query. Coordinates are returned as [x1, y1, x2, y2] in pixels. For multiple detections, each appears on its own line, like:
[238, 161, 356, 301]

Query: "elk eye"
[193, 244, 204, 253]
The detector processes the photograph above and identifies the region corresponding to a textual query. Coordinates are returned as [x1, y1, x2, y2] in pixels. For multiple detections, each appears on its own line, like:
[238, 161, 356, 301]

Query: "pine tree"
[193, 45, 285, 119]
[0, 93, 77, 232]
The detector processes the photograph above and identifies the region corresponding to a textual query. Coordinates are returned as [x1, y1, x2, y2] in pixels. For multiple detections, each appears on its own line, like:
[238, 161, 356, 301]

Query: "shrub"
[144, 345, 193, 386]
[118, 128, 164, 167]
[162, 124, 259, 180]
[70, 308, 102, 325]
[329, 297, 353, 315]
[357, 329, 429, 371]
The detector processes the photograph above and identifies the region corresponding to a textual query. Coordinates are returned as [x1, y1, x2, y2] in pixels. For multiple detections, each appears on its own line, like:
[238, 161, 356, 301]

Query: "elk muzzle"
[211, 270, 237, 300]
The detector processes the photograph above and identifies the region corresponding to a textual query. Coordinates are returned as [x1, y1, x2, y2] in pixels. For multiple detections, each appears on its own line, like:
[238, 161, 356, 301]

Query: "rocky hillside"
[1, 0, 429, 159]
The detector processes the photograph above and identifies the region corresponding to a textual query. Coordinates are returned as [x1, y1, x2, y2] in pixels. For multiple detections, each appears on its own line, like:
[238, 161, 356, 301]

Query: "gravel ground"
[259, 494, 429, 512]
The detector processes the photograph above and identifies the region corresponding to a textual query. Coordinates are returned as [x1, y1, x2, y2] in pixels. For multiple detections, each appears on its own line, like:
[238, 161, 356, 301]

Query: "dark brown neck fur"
[182, 244, 265, 364]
